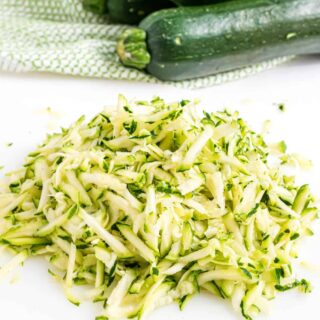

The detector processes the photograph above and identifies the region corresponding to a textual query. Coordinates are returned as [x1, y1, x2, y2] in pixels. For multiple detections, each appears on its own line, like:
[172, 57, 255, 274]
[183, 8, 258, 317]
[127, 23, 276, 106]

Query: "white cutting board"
[1, 56, 320, 320]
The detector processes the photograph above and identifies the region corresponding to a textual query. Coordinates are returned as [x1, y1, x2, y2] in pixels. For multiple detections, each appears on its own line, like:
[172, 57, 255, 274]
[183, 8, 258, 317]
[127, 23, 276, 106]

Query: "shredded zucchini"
[0, 95, 318, 319]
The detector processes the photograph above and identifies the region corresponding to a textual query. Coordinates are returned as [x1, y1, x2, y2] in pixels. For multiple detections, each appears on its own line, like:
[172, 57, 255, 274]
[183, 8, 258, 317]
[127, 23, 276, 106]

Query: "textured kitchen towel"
[0, 0, 292, 89]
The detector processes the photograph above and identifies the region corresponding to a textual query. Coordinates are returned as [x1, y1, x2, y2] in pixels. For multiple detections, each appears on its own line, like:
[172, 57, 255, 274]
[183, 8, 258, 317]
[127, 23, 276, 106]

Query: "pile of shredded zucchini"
[0, 96, 318, 319]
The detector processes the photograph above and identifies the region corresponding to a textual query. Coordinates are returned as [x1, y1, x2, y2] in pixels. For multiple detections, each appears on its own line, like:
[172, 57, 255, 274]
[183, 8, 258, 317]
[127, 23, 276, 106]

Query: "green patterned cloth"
[0, 0, 292, 89]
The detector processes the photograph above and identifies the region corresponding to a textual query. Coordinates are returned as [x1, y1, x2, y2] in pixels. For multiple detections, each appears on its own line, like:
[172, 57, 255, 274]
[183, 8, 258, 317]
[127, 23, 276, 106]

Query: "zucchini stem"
[117, 28, 151, 70]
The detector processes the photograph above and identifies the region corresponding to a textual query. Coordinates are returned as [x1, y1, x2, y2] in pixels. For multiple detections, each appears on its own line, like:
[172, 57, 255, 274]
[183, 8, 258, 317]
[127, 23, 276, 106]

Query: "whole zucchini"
[117, 0, 320, 81]
[82, 0, 173, 24]
[108, 0, 174, 25]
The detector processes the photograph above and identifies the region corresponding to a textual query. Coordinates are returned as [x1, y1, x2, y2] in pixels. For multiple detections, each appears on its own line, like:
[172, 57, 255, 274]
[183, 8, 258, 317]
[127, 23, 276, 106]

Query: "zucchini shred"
[0, 95, 318, 319]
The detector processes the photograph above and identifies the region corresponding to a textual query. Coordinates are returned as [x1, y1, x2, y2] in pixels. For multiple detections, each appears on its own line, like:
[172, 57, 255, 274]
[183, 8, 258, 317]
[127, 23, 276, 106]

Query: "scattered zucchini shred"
[0, 95, 318, 319]
[278, 103, 286, 112]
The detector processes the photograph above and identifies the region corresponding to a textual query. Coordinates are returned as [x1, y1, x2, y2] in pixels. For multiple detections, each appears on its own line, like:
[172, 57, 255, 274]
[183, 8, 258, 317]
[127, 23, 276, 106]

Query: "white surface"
[1, 56, 320, 320]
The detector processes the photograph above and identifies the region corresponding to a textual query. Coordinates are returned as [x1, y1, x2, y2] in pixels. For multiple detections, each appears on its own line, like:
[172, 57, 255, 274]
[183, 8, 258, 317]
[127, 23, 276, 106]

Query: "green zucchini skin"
[136, 0, 320, 81]
[108, 0, 174, 25]
[172, 0, 227, 5]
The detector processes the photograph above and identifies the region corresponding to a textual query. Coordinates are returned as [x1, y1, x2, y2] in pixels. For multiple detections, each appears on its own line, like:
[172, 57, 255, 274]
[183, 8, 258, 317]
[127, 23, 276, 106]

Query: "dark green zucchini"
[108, 0, 174, 25]
[172, 0, 226, 5]
[82, 0, 107, 15]
[82, 0, 173, 23]
[117, 0, 320, 81]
